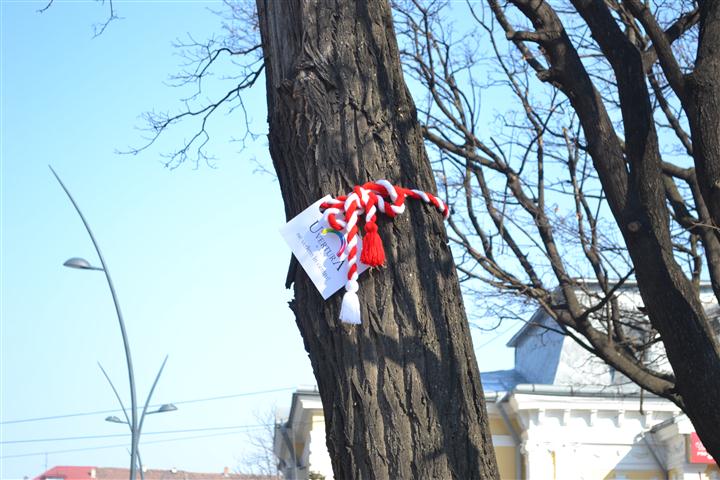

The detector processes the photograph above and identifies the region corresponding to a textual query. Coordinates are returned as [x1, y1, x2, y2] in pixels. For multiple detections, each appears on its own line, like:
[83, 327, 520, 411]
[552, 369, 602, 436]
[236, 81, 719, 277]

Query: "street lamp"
[153, 403, 178, 414]
[105, 403, 178, 480]
[63, 257, 104, 271]
[51, 166, 167, 480]
[105, 415, 125, 424]
[94, 354, 169, 480]
[106, 403, 177, 424]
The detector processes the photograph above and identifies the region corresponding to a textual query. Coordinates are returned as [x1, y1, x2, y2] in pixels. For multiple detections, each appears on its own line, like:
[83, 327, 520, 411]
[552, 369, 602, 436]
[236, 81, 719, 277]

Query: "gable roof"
[506, 308, 548, 348]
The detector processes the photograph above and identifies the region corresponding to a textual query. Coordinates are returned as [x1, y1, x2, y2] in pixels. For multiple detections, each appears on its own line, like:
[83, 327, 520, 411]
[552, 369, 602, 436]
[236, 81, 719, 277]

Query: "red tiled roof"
[33, 466, 97, 480]
[34, 466, 274, 480]
[96, 468, 264, 480]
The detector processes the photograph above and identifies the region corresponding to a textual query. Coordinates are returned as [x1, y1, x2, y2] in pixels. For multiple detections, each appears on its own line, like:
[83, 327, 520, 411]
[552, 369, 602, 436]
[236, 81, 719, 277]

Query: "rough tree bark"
[686, 0, 720, 229]
[256, 0, 499, 478]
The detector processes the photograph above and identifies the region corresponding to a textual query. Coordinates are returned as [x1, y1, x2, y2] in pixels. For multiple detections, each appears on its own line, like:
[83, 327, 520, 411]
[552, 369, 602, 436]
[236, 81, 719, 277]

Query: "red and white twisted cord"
[319, 180, 450, 324]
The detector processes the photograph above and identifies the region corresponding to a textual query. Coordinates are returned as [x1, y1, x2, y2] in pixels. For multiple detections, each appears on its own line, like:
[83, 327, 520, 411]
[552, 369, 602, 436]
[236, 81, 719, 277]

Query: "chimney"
[223, 467, 229, 477]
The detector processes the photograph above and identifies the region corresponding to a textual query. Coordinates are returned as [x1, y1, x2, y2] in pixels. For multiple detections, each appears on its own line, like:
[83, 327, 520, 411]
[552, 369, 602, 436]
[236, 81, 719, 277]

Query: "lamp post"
[106, 403, 178, 479]
[96, 354, 172, 480]
[51, 166, 161, 480]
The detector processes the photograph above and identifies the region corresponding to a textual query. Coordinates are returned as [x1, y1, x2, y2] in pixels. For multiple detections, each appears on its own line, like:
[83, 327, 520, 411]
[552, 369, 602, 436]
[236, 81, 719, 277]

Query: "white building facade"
[274, 285, 718, 479]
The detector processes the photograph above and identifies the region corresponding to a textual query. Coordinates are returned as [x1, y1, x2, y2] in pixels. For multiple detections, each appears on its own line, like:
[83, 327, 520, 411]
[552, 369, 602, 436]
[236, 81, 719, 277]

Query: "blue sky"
[1, 1, 516, 478]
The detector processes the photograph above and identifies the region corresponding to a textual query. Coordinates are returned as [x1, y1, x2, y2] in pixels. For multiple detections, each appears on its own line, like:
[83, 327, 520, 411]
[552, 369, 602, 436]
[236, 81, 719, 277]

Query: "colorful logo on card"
[321, 228, 346, 256]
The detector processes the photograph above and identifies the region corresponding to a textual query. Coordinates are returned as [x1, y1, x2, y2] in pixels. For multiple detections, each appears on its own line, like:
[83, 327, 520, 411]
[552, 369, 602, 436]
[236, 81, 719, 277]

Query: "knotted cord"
[319, 180, 449, 324]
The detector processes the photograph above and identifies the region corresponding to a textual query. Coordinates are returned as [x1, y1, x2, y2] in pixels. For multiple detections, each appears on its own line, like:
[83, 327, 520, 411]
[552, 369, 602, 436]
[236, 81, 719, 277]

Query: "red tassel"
[360, 222, 385, 267]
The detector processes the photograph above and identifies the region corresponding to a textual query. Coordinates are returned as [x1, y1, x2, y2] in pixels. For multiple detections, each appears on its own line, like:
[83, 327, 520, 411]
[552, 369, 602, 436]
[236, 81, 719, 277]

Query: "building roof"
[481, 369, 527, 393]
[34, 466, 96, 480]
[96, 468, 263, 480]
[507, 280, 720, 347]
[506, 308, 547, 348]
[34, 466, 268, 480]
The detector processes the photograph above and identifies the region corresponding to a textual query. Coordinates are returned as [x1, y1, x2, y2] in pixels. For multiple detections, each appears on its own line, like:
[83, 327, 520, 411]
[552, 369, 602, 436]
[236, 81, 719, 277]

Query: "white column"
[522, 440, 556, 480]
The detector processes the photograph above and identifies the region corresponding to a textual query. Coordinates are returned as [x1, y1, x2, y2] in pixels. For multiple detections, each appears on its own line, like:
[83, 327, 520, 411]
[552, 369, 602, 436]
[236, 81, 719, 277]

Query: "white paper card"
[279, 196, 368, 299]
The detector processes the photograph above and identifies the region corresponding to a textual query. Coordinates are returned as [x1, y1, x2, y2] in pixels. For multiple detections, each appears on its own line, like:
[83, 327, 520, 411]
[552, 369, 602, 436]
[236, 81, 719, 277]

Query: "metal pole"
[99, 363, 142, 480]
[136, 449, 144, 480]
[51, 166, 139, 480]
[134, 355, 169, 480]
[101, 357, 171, 480]
[137, 356, 169, 438]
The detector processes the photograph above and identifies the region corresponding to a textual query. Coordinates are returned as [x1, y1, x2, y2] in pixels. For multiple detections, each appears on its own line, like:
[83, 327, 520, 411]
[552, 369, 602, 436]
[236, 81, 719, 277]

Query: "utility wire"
[475, 322, 520, 349]
[1, 423, 270, 445]
[0, 387, 296, 425]
[0, 429, 265, 459]
[170, 387, 297, 406]
[1, 420, 315, 460]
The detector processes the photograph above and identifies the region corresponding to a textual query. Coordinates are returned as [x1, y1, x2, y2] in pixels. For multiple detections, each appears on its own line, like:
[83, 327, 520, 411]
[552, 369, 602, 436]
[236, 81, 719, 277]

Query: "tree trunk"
[567, 0, 720, 460]
[686, 0, 720, 230]
[256, 1, 499, 478]
[497, 0, 720, 458]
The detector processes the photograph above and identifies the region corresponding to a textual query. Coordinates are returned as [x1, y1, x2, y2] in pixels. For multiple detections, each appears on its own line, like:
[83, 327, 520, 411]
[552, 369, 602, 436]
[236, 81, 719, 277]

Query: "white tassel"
[339, 280, 361, 324]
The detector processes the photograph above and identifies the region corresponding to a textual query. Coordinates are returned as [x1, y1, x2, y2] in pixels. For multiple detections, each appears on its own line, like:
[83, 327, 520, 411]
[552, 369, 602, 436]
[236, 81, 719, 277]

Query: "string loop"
[319, 180, 449, 324]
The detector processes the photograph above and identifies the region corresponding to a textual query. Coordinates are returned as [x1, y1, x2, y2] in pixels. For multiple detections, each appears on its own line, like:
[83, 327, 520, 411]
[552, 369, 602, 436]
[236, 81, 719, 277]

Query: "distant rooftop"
[33, 466, 268, 480]
[480, 369, 527, 393]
